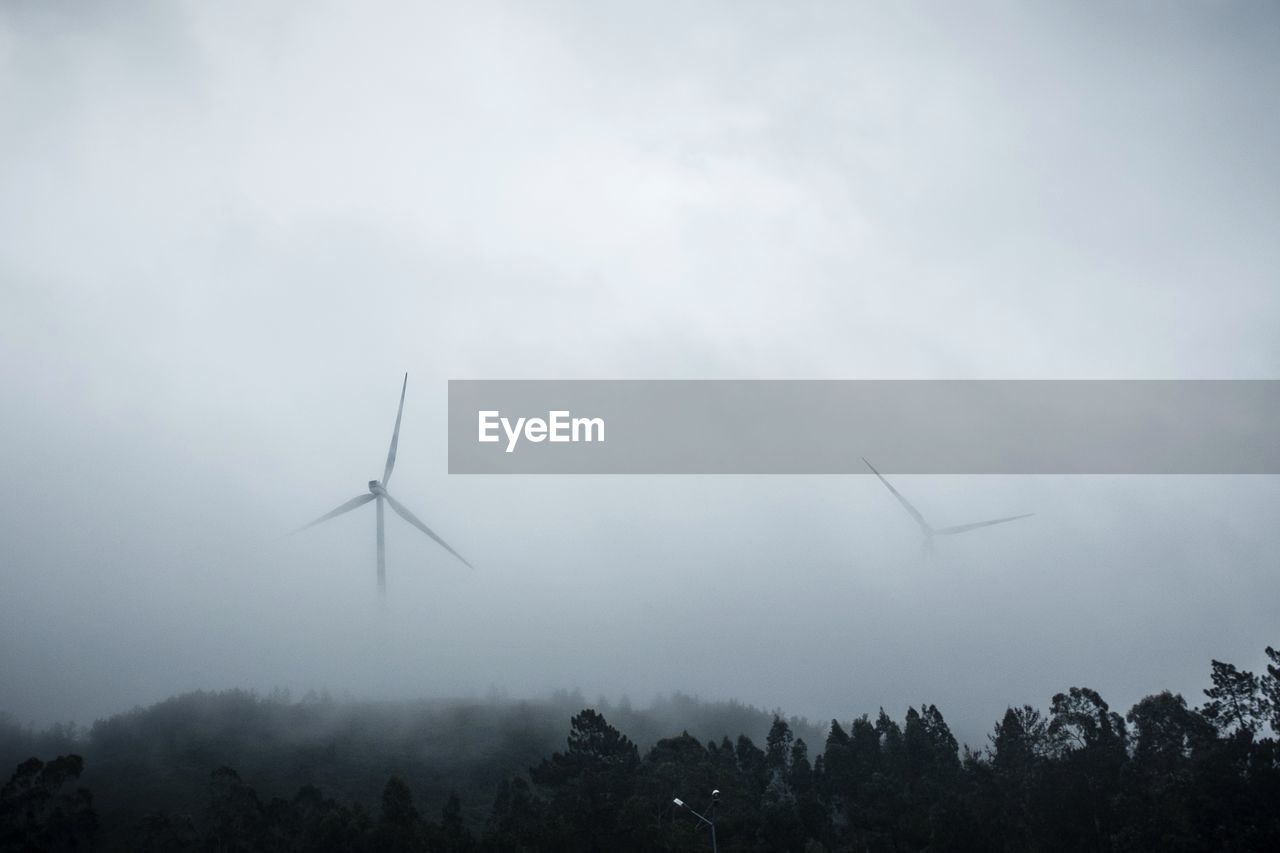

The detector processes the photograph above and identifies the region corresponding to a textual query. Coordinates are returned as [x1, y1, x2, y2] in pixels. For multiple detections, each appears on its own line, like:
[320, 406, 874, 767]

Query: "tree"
[765, 717, 794, 776]
[1045, 688, 1127, 853]
[1115, 692, 1219, 852]
[564, 710, 639, 769]
[990, 705, 1049, 772]
[435, 792, 475, 852]
[1126, 691, 1214, 768]
[1048, 687, 1126, 755]
[529, 710, 638, 852]
[205, 765, 265, 852]
[0, 755, 97, 852]
[382, 777, 420, 827]
[735, 734, 767, 799]
[788, 739, 812, 794]
[483, 777, 540, 852]
[1202, 659, 1267, 736]
[988, 706, 1048, 852]
[920, 705, 960, 774]
[1264, 646, 1280, 733]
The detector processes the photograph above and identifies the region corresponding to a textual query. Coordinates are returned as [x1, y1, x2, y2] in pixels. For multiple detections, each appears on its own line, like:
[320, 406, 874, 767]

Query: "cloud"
[1, 1, 1277, 744]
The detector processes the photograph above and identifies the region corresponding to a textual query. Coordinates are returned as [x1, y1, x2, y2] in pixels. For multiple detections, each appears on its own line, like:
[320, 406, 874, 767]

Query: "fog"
[2, 1, 1278, 749]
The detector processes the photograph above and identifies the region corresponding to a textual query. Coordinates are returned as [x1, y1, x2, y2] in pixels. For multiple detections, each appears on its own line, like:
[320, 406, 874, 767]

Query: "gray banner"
[447, 380, 1280, 474]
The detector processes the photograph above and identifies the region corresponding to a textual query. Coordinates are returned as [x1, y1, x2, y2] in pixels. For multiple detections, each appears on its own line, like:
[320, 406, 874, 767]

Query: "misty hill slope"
[3, 651, 1280, 852]
[0, 689, 821, 840]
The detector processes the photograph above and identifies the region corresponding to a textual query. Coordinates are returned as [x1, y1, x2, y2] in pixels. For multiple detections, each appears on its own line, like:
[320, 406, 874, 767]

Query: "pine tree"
[1264, 646, 1280, 733]
[766, 717, 794, 775]
[1202, 659, 1266, 736]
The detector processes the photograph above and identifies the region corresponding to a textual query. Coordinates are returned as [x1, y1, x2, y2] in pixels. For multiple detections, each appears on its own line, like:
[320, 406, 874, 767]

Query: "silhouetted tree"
[1202, 659, 1267, 736]
[205, 765, 265, 852]
[528, 709, 638, 852]
[13, 646, 1280, 852]
[0, 755, 96, 852]
[1264, 646, 1280, 733]
[1044, 688, 1126, 852]
[764, 717, 793, 776]
[376, 775, 424, 852]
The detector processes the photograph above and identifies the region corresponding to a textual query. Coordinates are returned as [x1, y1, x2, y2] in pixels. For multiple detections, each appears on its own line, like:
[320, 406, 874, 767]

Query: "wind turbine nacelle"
[368, 480, 384, 494]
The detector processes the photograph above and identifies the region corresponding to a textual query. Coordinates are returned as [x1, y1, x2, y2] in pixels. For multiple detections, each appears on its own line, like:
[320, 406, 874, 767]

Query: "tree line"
[3, 647, 1279, 852]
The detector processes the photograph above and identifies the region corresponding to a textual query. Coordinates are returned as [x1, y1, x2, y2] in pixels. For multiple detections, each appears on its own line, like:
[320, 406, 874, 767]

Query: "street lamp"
[673, 789, 719, 853]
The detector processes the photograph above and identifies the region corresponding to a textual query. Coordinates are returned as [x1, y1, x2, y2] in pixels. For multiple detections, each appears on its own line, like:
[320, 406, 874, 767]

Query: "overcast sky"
[2, 1, 1278, 746]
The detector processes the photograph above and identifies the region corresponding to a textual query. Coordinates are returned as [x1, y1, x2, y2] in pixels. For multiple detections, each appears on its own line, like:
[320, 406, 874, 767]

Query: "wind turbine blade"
[383, 491, 474, 570]
[933, 513, 1034, 536]
[291, 494, 375, 534]
[863, 458, 931, 533]
[382, 373, 408, 486]
[376, 496, 386, 594]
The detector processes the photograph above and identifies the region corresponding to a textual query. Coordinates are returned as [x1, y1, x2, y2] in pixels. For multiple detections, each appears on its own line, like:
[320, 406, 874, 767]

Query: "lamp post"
[673, 789, 719, 853]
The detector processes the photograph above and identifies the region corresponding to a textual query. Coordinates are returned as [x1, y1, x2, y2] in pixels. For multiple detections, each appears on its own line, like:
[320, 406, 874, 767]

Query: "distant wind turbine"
[292, 374, 472, 594]
[863, 458, 1032, 556]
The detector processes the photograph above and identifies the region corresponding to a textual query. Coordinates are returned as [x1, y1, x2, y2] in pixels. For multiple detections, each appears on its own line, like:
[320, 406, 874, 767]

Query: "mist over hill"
[0, 689, 820, 847]
[4, 647, 1280, 851]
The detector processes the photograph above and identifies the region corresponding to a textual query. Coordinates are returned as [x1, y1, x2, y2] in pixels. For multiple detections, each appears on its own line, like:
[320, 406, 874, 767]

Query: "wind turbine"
[862, 458, 1032, 556]
[292, 374, 472, 594]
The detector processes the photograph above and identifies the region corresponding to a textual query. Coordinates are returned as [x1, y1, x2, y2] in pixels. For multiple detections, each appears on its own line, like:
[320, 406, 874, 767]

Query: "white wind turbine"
[292, 374, 472, 593]
[863, 458, 1032, 556]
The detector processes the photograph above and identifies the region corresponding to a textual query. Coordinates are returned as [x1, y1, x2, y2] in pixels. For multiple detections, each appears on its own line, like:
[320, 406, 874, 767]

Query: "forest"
[2, 647, 1278, 852]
